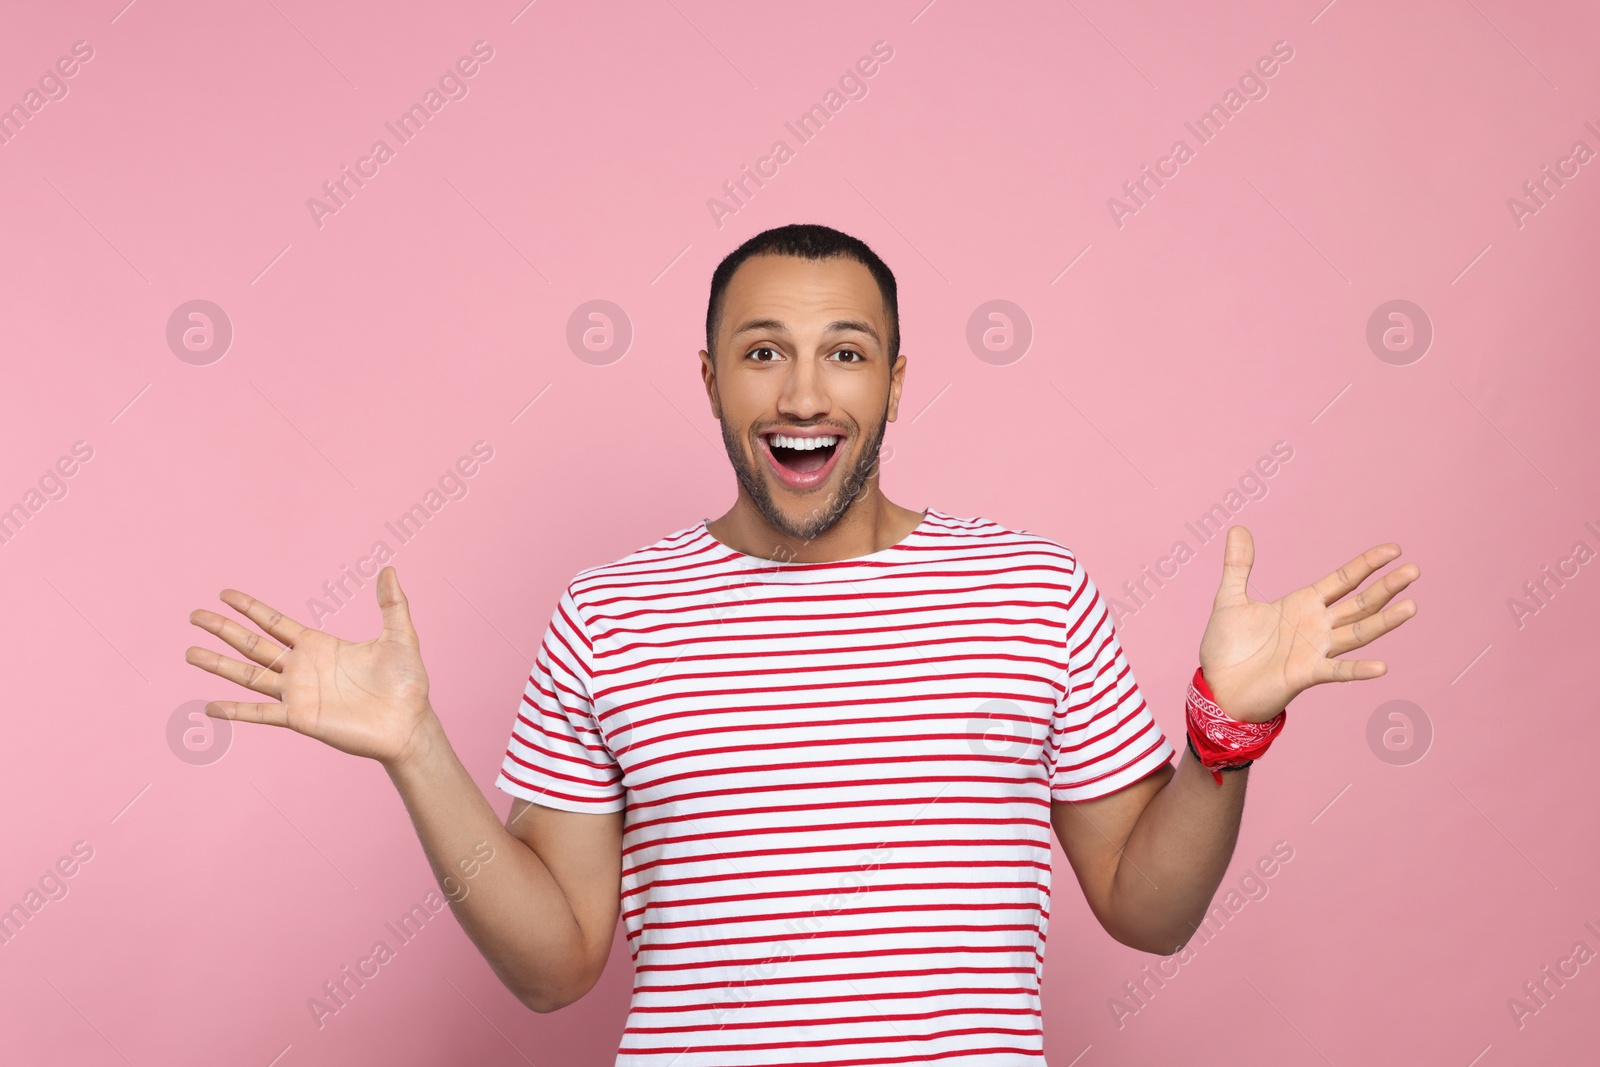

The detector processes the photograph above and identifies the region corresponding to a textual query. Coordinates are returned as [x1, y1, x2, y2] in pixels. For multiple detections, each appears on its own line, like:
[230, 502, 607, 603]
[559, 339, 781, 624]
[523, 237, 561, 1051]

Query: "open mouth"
[759, 431, 844, 488]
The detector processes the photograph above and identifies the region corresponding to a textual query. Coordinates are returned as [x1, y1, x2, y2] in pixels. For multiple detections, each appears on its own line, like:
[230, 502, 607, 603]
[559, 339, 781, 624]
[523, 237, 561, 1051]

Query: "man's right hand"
[187, 564, 621, 1011]
[184, 566, 435, 768]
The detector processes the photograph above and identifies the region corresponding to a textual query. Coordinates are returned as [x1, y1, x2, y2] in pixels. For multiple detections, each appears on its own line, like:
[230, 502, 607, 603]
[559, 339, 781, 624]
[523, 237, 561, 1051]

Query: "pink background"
[2, 0, 1597, 1064]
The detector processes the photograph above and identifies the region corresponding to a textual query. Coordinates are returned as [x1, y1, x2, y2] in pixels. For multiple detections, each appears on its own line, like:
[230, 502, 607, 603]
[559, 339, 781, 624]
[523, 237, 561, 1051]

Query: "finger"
[1310, 542, 1403, 606]
[189, 608, 290, 671]
[206, 699, 290, 729]
[185, 645, 285, 699]
[377, 567, 419, 643]
[218, 588, 309, 648]
[1328, 598, 1417, 657]
[1313, 656, 1388, 684]
[1213, 526, 1254, 609]
[1329, 562, 1421, 628]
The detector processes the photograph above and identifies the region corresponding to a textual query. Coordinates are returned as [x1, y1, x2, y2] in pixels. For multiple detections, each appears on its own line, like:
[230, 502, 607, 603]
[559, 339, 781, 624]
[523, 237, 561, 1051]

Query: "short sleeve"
[1049, 558, 1176, 802]
[494, 585, 626, 813]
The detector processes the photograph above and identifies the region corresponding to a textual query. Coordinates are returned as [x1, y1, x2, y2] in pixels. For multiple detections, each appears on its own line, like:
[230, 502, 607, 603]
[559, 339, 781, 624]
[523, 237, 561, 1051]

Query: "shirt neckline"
[700, 507, 934, 567]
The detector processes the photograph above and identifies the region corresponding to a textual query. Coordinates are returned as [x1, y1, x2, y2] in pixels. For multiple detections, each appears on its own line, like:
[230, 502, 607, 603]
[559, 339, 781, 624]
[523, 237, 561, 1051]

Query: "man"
[185, 223, 1420, 1064]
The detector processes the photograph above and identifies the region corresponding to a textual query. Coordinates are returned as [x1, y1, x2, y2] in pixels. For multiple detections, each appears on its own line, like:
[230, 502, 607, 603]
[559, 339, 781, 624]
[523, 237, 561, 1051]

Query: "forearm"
[383, 706, 593, 1011]
[1104, 743, 1248, 954]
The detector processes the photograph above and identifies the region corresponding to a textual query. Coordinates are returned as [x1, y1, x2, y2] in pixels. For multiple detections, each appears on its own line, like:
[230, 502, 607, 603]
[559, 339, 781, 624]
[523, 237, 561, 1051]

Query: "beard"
[718, 396, 890, 546]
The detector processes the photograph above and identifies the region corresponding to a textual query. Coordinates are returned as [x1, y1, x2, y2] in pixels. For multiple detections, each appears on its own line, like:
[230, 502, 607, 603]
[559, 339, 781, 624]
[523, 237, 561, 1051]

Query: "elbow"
[1118, 932, 1187, 956]
[1143, 932, 1193, 956]
[519, 993, 565, 1015]
[1108, 920, 1194, 957]
[518, 987, 574, 1014]
[516, 971, 599, 1014]
[1096, 892, 1208, 956]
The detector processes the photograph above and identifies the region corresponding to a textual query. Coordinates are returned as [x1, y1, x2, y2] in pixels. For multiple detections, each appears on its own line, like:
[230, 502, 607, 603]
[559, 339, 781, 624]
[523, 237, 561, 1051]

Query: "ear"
[885, 352, 908, 422]
[699, 348, 721, 420]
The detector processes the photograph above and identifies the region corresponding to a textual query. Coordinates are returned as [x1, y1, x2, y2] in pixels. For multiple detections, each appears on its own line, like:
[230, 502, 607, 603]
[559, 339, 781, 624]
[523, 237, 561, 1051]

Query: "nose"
[776, 349, 828, 421]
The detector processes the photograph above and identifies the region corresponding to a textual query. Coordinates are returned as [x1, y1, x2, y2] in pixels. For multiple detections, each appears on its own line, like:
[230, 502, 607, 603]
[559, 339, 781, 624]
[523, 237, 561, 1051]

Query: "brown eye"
[748, 346, 781, 362]
[833, 349, 864, 363]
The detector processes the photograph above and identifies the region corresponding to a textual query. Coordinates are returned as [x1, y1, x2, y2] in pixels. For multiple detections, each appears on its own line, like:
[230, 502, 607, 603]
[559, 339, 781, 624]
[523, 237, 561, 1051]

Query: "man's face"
[699, 253, 906, 543]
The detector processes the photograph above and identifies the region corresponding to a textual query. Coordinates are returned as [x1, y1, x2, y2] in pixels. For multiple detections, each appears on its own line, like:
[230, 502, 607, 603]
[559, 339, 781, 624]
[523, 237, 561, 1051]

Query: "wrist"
[1198, 665, 1284, 724]
[1186, 666, 1286, 785]
[385, 704, 448, 779]
[1185, 729, 1250, 773]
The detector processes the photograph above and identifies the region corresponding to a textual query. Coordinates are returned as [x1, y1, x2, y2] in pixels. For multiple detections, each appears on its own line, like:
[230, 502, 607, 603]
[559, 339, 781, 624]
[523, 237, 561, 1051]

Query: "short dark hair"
[705, 223, 899, 366]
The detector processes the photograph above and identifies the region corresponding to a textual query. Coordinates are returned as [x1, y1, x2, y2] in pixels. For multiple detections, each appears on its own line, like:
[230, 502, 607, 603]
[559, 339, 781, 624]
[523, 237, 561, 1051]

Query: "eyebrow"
[729, 317, 881, 346]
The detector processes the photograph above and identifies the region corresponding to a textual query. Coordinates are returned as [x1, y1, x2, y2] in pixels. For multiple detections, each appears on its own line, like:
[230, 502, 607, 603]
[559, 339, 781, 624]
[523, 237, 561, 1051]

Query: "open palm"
[184, 566, 433, 766]
[1198, 527, 1420, 723]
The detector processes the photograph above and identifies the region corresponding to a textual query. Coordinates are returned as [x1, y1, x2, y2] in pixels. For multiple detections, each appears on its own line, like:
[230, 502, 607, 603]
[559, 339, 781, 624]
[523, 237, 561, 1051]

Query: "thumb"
[377, 566, 419, 641]
[1213, 526, 1254, 609]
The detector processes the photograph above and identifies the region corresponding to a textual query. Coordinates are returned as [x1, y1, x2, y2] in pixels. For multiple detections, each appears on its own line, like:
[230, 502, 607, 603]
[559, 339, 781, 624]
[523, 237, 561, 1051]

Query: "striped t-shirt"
[495, 508, 1175, 1065]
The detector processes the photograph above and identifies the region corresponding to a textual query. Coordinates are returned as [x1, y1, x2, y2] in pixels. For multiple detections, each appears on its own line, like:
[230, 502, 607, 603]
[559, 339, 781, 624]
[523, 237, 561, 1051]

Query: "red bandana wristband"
[1186, 666, 1287, 784]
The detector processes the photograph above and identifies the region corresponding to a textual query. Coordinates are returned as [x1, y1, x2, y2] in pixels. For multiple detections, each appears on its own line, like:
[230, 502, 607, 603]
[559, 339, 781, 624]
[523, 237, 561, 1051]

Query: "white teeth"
[770, 434, 837, 450]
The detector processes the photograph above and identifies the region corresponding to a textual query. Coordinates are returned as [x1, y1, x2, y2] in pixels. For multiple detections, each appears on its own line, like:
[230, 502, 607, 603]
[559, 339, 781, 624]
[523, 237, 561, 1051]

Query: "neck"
[708, 488, 924, 563]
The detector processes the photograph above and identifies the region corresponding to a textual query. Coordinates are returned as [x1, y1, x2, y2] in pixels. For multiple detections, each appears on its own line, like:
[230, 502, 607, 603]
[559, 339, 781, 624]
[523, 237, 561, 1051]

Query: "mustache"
[752, 424, 850, 436]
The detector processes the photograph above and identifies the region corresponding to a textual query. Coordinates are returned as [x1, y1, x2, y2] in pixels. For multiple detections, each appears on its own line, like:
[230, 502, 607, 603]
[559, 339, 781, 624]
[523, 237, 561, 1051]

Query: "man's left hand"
[1198, 526, 1421, 723]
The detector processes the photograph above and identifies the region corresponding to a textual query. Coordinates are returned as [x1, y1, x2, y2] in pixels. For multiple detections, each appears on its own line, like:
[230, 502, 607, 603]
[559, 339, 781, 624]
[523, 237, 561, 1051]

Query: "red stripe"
[622, 787, 1049, 837]
[492, 510, 1176, 1059]
[585, 564, 1074, 613]
[627, 1002, 1043, 1034]
[589, 599, 1076, 652]
[618, 1026, 1046, 1056]
[624, 835, 1052, 880]
[632, 941, 1047, 976]
[631, 965, 1038, 999]
[621, 857, 1053, 901]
